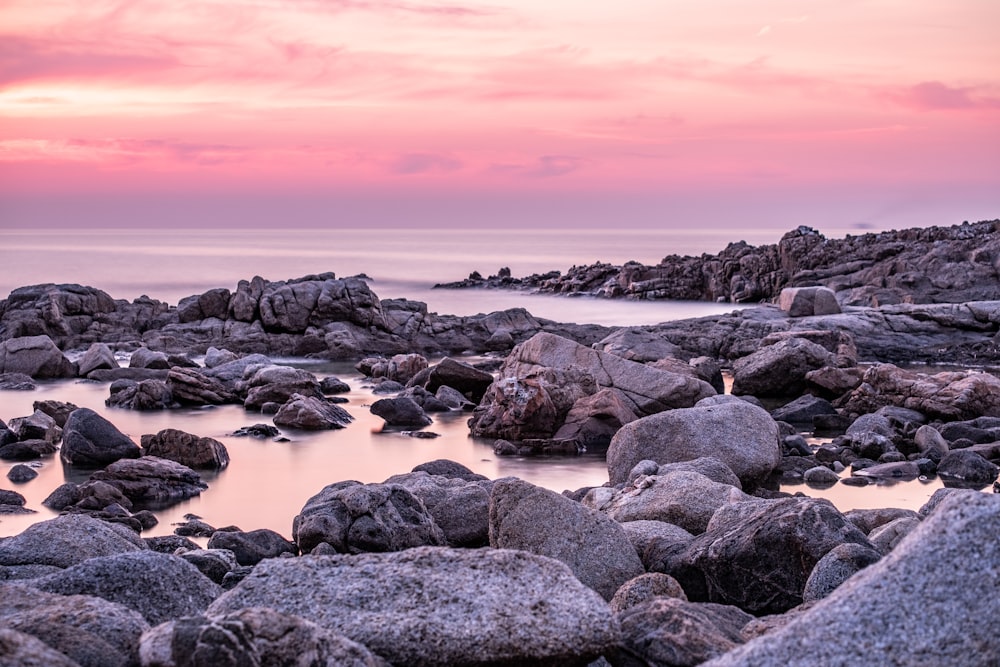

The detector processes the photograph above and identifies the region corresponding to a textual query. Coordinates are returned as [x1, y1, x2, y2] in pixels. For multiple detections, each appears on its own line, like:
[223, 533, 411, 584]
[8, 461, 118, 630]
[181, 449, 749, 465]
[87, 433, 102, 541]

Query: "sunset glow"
[1, 0, 998, 229]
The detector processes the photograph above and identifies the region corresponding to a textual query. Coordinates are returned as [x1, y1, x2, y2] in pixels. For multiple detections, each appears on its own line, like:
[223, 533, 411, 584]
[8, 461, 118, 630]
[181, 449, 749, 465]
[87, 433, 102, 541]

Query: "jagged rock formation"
[437, 220, 1000, 306]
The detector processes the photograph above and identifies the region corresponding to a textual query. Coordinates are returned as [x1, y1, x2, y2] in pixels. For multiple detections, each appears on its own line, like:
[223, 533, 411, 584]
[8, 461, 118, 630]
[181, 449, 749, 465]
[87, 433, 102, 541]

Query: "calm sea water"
[0, 226, 950, 539]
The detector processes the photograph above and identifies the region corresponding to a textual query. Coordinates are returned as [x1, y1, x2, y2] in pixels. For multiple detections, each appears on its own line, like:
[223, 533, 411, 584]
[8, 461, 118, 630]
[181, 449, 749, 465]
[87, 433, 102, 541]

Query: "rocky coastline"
[2, 224, 1000, 665]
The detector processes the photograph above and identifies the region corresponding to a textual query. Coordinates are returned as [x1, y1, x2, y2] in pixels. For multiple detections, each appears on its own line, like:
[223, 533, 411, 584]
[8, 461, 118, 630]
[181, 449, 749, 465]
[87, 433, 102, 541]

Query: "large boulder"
[243, 365, 323, 411]
[837, 363, 1000, 420]
[704, 491, 1000, 666]
[0, 335, 75, 378]
[731, 337, 837, 397]
[607, 395, 782, 488]
[140, 428, 230, 470]
[0, 514, 146, 568]
[382, 470, 493, 547]
[488, 478, 644, 600]
[470, 332, 715, 441]
[778, 286, 841, 317]
[31, 551, 223, 626]
[292, 481, 447, 554]
[668, 497, 875, 615]
[137, 607, 389, 667]
[552, 388, 640, 448]
[88, 456, 208, 509]
[370, 396, 432, 428]
[207, 548, 620, 666]
[61, 408, 141, 466]
[272, 394, 354, 430]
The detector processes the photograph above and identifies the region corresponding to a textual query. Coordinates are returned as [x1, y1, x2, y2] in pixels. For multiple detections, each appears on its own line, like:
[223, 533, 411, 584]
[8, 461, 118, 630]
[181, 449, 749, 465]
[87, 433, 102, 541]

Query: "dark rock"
[802, 542, 883, 602]
[129, 347, 170, 369]
[7, 409, 61, 443]
[145, 534, 201, 553]
[937, 450, 999, 487]
[0, 335, 76, 378]
[78, 342, 119, 376]
[243, 365, 323, 411]
[177, 548, 240, 585]
[434, 384, 476, 410]
[0, 438, 58, 461]
[30, 399, 78, 428]
[320, 376, 351, 394]
[0, 627, 101, 667]
[88, 456, 208, 509]
[0, 372, 36, 390]
[731, 337, 838, 398]
[166, 367, 239, 405]
[552, 387, 640, 448]
[415, 357, 495, 402]
[172, 517, 217, 538]
[771, 394, 838, 424]
[7, 463, 38, 483]
[778, 286, 841, 316]
[273, 394, 354, 430]
[370, 396, 432, 428]
[31, 550, 222, 625]
[0, 514, 146, 568]
[410, 458, 488, 481]
[207, 528, 298, 566]
[371, 379, 405, 394]
[292, 481, 447, 554]
[609, 572, 688, 613]
[803, 466, 840, 486]
[207, 547, 619, 666]
[489, 478, 644, 600]
[232, 423, 280, 438]
[41, 482, 82, 510]
[105, 378, 175, 410]
[141, 428, 230, 470]
[383, 470, 492, 547]
[610, 597, 754, 667]
[358, 353, 428, 383]
[400, 385, 452, 412]
[805, 365, 865, 399]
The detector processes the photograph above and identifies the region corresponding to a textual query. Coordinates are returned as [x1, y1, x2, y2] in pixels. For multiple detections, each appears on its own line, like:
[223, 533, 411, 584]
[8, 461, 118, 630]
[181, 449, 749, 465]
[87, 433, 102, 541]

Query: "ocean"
[0, 226, 948, 539]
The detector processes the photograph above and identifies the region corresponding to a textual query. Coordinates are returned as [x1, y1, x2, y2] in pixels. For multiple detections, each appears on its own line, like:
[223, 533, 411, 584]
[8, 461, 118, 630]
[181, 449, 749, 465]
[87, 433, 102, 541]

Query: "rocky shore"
[2, 227, 1000, 664]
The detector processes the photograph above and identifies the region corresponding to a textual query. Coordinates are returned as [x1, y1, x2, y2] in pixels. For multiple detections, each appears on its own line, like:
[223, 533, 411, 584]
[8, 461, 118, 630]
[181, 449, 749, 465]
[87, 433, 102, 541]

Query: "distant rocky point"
[435, 219, 1000, 306]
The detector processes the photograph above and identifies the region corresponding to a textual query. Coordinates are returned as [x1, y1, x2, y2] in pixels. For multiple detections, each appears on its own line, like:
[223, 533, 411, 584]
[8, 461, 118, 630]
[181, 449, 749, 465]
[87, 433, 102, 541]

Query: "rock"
[371, 379, 404, 394]
[292, 481, 447, 554]
[410, 459, 487, 481]
[552, 388, 639, 448]
[842, 507, 921, 535]
[610, 597, 754, 667]
[0, 627, 83, 667]
[177, 287, 231, 323]
[0, 372, 36, 390]
[31, 550, 222, 626]
[489, 478, 644, 600]
[0, 335, 76, 378]
[669, 497, 875, 615]
[801, 542, 883, 602]
[470, 333, 714, 441]
[620, 520, 695, 569]
[88, 456, 208, 509]
[138, 607, 389, 667]
[78, 342, 119, 376]
[868, 516, 922, 554]
[607, 395, 781, 489]
[370, 396, 433, 428]
[610, 572, 688, 613]
[400, 385, 452, 412]
[203, 346, 239, 368]
[778, 286, 842, 317]
[914, 424, 950, 456]
[172, 517, 217, 538]
[129, 347, 171, 370]
[805, 365, 865, 399]
[272, 394, 354, 430]
[7, 410, 61, 444]
[414, 357, 495, 402]
[61, 408, 141, 466]
[0, 489, 31, 514]
[208, 547, 619, 665]
[358, 353, 428, 383]
[770, 394, 838, 424]
[731, 337, 838, 398]
[0, 582, 150, 667]
[207, 529, 298, 566]
[853, 460, 921, 480]
[592, 470, 751, 535]
[243, 365, 323, 411]
[703, 491, 1000, 666]
[231, 423, 280, 438]
[31, 399, 79, 427]
[146, 535, 200, 553]
[803, 466, 840, 486]
[936, 450, 999, 487]
[141, 428, 230, 470]
[105, 378, 175, 410]
[320, 376, 351, 394]
[177, 548, 239, 585]
[383, 470, 492, 547]
[0, 514, 146, 568]
[165, 367, 239, 405]
[7, 463, 38, 483]
[838, 363, 1000, 421]
[0, 438, 54, 460]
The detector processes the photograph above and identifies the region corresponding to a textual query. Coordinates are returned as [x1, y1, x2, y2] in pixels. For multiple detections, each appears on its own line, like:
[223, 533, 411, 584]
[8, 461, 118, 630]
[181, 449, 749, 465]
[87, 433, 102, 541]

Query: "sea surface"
[0, 226, 957, 539]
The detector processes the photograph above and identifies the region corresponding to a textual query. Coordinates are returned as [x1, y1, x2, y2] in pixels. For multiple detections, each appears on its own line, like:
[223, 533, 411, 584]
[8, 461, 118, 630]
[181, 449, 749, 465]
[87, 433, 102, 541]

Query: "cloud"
[0, 138, 246, 167]
[0, 35, 177, 86]
[390, 152, 462, 174]
[489, 155, 584, 179]
[886, 81, 1000, 111]
[755, 26, 771, 38]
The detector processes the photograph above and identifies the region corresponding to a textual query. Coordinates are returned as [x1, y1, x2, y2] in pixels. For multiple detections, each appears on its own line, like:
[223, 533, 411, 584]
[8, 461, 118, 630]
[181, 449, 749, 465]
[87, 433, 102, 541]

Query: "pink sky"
[1, 0, 997, 230]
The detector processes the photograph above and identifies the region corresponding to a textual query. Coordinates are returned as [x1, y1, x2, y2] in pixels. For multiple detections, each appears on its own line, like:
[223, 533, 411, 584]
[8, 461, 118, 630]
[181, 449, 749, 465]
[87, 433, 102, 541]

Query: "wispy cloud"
[390, 152, 463, 174]
[489, 155, 584, 179]
[884, 81, 1000, 111]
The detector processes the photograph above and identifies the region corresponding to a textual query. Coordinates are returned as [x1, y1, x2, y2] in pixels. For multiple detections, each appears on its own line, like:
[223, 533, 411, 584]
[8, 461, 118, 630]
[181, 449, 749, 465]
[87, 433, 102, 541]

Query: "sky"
[0, 0, 998, 231]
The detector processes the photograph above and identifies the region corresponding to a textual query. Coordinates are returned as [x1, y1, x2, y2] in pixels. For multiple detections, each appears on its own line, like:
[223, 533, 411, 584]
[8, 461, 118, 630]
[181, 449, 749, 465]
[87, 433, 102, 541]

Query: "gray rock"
[0, 582, 149, 667]
[410, 458, 487, 481]
[272, 394, 354, 430]
[359, 353, 428, 383]
[129, 347, 171, 370]
[78, 342, 119, 376]
[243, 365, 323, 411]
[0, 514, 146, 568]
[0, 372, 36, 390]
[731, 337, 837, 398]
[292, 481, 446, 554]
[320, 375, 351, 394]
[0, 335, 76, 378]
[7, 409, 61, 443]
[61, 408, 141, 466]
[843, 507, 920, 534]
[0, 438, 58, 462]
[370, 396, 432, 428]
[620, 520, 695, 569]
[868, 516, 922, 554]
[670, 497, 875, 614]
[203, 346, 238, 368]
[937, 450, 999, 487]
[552, 387, 639, 448]
[413, 357, 495, 402]
[593, 470, 750, 535]
[165, 367, 239, 406]
[803, 465, 840, 486]
[703, 491, 1000, 666]
[178, 549, 239, 585]
[610, 597, 754, 667]
[434, 384, 475, 410]
[206, 528, 297, 566]
[31, 399, 79, 427]
[0, 627, 82, 667]
[655, 457, 743, 489]
[489, 478, 644, 600]
[88, 456, 207, 509]
[801, 542, 882, 602]
[610, 572, 688, 613]
[382, 470, 492, 547]
[7, 463, 38, 483]
[770, 394, 838, 424]
[32, 550, 222, 625]
[141, 428, 230, 470]
[207, 548, 619, 666]
[105, 378, 175, 410]
[607, 395, 781, 489]
[138, 607, 389, 667]
[914, 424, 950, 456]
[778, 286, 841, 317]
